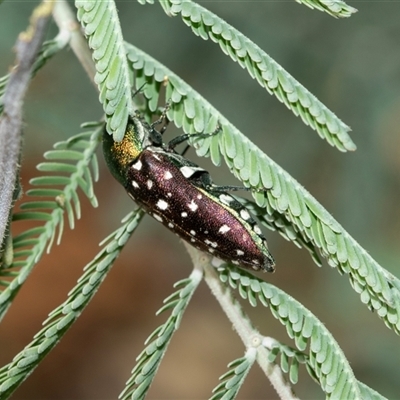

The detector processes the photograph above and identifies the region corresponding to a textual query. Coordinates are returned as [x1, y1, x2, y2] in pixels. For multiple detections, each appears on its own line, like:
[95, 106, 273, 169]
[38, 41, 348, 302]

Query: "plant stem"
[183, 242, 299, 400]
[52, 0, 97, 87]
[0, 1, 52, 252]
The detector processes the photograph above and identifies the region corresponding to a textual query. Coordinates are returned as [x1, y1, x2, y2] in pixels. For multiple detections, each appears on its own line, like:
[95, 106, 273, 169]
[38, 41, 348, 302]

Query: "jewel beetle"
[103, 113, 275, 272]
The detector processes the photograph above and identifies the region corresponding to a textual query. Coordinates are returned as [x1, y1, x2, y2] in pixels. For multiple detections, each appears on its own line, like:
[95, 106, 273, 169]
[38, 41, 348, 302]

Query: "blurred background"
[1, 0, 400, 399]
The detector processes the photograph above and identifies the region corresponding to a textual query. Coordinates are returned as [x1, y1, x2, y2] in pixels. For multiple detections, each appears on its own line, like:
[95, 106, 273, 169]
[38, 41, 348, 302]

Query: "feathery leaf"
[119, 269, 203, 400]
[211, 350, 256, 400]
[158, 0, 355, 152]
[0, 125, 101, 321]
[219, 265, 362, 399]
[75, 0, 133, 141]
[295, 0, 357, 18]
[0, 211, 142, 399]
[125, 42, 400, 335]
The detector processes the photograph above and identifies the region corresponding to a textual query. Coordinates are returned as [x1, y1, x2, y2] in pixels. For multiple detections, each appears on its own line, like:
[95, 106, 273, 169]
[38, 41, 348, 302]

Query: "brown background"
[1, 1, 400, 399]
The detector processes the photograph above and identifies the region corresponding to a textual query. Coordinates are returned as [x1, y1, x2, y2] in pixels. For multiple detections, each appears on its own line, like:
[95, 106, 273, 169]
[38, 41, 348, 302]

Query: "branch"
[183, 243, 298, 400]
[0, 2, 53, 251]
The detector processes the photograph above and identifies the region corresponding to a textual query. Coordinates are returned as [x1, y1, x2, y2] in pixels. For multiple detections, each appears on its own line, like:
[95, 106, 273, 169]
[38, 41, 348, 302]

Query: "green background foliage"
[1, 0, 400, 398]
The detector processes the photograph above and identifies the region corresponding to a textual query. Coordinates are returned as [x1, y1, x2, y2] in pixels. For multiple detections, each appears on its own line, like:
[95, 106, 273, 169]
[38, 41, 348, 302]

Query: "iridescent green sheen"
[102, 119, 144, 186]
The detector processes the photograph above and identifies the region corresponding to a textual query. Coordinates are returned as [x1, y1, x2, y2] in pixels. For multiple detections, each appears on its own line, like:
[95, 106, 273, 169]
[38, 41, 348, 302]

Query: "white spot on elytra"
[197, 194, 202, 199]
[181, 212, 188, 218]
[218, 224, 231, 234]
[132, 160, 142, 170]
[167, 192, 172, 197]
[191, 238, 196, 243]
[164, 170, 173, 180]
[253, 259, 260, 265]
[153, 213, 163, 222]
[236, 249, 245, 256]
[188, 200, 198, 212]
[240, 209, 251, 221]
[131, 180, 139, 188]
[204, 230, 209, 234]
[205, 239, 218, 248]
[254, 225, 262, 235]
[232, 260, 240, 265]
[190, 230, 196, 236]
[209, 248, 215, 254]
[147, 180, 153, 189]
[156, 199, 168, 210]
[168, 222, 174, 228]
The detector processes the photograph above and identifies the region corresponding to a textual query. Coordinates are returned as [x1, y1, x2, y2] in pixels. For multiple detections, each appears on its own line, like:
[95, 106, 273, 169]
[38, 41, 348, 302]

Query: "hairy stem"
[0, 1, 52, 251]
[184, 242, 298, 400]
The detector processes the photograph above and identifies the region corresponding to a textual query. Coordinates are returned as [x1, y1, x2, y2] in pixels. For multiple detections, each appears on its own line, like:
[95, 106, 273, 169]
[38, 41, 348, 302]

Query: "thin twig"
[52, 0, 97, 88]
[183, 242, 299, 400]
